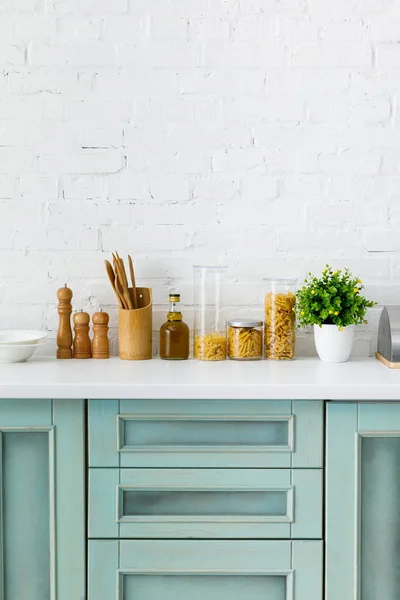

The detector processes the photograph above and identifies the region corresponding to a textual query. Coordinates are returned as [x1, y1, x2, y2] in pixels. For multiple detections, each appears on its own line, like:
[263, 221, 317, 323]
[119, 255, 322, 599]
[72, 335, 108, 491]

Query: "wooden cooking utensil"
[128, 255, 138, 309]
[104, 260, 123, 308]
[114, 256, 133, 310]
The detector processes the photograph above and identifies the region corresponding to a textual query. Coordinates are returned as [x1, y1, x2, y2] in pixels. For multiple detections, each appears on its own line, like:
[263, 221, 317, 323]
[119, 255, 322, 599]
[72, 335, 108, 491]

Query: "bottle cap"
[169, 293, 180, 302]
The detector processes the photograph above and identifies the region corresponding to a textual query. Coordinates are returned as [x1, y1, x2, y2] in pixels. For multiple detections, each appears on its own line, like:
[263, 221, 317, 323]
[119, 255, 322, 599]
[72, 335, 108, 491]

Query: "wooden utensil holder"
[118, 287, 152, 360]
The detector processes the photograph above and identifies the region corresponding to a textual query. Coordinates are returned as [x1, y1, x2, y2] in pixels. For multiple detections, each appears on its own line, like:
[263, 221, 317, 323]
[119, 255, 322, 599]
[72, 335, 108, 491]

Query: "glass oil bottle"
[160, 293, 189, 360]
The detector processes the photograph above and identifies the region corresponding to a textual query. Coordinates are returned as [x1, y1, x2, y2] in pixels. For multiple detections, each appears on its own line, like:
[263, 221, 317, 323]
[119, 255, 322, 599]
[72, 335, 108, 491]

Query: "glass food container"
[227, 320, 263, 361]
[193, 265, 227, 361]
[263, 278, 297, 360]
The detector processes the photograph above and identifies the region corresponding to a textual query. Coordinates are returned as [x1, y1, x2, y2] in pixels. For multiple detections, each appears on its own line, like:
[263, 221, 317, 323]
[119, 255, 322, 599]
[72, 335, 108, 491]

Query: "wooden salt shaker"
[73, 310, 91, 359]
[57, 285, 73, 359]
[92, 310, 109, 359]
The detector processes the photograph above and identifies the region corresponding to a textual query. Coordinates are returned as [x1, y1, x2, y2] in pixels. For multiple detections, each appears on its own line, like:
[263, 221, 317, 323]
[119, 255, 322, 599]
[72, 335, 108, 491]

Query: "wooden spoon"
[128, 255, 138, 309]
[104, 260, 123, 308]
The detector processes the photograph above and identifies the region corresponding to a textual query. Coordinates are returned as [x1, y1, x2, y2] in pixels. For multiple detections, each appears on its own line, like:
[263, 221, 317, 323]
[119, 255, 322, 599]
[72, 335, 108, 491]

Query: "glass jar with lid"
[263, 278, 297, 360]
[193, 265, 227, 361]
[227, 320, 263, 360]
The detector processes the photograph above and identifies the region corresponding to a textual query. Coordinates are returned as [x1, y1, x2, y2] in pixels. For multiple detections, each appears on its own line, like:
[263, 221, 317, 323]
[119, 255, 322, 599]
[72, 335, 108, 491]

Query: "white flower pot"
[313, 324, 355, 363]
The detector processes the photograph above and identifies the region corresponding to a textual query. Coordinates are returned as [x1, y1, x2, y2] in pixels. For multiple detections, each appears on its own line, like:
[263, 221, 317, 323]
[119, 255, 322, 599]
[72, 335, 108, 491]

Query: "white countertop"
[0, 356, 398, 400]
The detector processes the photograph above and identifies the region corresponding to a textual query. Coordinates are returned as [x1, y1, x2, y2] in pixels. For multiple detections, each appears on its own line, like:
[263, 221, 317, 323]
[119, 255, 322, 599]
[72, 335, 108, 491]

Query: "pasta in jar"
[263, 279, 297, 360]
[194, 333, 226, 361]
[227, 321, 263, 360]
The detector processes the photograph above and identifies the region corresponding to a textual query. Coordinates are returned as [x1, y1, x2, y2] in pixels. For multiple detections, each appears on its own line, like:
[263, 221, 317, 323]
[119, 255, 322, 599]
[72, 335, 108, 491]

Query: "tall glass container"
[193, 265, 227, 361]
[263, 278, 297, 360]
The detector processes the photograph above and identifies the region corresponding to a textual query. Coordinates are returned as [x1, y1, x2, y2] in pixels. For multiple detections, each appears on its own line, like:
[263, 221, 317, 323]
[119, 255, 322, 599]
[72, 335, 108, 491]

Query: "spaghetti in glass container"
[227, 320, 263, 361]
[263, 278, 297, 360]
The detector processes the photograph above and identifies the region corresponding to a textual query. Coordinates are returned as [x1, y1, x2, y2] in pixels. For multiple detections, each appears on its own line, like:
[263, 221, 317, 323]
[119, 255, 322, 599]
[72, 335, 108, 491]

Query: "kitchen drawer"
[89, 399, 323, 468]
[89, 468, 322, 539]
[88, 539, 322, 600]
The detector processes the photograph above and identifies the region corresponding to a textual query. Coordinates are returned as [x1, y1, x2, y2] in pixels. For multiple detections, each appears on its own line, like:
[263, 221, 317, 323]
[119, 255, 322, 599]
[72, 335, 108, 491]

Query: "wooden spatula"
[114, 256, 133, 310]
[104, 260, 124, 308]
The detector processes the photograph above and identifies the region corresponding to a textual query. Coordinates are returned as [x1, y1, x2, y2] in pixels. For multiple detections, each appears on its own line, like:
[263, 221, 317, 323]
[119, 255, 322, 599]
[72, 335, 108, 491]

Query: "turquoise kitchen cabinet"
[0, 399, 86, 600]
[326, 402, 400, 600]
[88, 540, 323, 600]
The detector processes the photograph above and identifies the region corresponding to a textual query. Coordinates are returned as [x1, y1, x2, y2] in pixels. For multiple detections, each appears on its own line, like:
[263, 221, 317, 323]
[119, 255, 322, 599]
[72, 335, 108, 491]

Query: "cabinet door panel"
[327, 402, 400, 600]
[89, 540, 322, 600]
[89, 468, 322, 539]
[0, 399, 86, 600]
[1, 431, 51, 600]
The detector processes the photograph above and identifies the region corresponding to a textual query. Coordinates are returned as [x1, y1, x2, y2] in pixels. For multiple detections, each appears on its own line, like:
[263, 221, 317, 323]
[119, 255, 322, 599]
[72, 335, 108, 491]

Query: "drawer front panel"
[89, 399, 323, 468]
[88, 540, 322, 600]
[89, 468, 322, 539]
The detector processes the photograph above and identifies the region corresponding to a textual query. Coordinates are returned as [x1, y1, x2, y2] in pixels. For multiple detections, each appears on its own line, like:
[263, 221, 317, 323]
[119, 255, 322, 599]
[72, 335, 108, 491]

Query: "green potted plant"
[295, 265, 375, 362]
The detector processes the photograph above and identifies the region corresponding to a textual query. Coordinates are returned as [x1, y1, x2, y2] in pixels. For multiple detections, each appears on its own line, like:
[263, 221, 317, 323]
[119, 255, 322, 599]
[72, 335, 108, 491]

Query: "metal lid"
[228, 319, 263, 328]
[169, 293, 180, 301]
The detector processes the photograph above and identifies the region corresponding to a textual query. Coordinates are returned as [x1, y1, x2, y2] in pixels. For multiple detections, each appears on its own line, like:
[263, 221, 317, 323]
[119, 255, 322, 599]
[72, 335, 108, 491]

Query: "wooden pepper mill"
[92, 310, 109, 359]
[57, 285, 73, 359]
[73, 310, 92, 359]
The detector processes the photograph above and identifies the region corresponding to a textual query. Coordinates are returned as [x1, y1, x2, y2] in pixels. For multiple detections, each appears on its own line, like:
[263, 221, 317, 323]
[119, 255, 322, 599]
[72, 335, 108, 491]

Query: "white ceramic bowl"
[0, 342, 46, 363]
[0, 330, 47, 345]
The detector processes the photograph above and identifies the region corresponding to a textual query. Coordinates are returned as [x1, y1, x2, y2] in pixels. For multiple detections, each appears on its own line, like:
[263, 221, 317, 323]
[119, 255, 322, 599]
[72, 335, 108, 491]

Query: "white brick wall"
[1, 0, 399, 357]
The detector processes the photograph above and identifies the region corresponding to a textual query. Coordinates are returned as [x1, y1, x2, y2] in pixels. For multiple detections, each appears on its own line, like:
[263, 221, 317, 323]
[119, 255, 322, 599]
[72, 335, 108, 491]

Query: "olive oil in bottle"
[160, 293, 189, 360]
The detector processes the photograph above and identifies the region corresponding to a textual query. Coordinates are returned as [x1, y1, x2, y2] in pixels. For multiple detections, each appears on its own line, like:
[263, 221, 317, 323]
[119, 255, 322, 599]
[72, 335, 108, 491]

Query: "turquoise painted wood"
[89, 399, 323, 468]
[89, 468, 322, 539]
[88, 540, 322, 600]
[326, 402, 400, 600]
[0, 398, 86, 600]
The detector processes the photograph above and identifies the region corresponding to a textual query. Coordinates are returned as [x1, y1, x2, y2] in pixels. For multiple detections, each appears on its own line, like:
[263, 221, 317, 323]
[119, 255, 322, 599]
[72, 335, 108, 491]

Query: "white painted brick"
[107, 173, 151, 201]
[277, 18, 319, 42]
[0, 148, 37, 173]
[103, 16, 147, 41]
[19, 175, 58, 199]
[39, 150, 124, 175]
[63, 175, 106, 200]
[46, 201, 130, 228]
[180, 69, 265, 95]
[29, 43, 115, 67]
[45, 227, 100, 251]
[0, 176, 17, 198]
[81, 127, 123, 149]
[190, 18, 230, 40]
[204, 41, 285, 68]
[350, 96, 391, 124]
[0, 43, 25, 66]
[320, 20, 369, 42]
[57, 16, 102, 41]
[191, 178, 240, 201]
[364, 232, 400, 253]
[376, 44, 400, 67]
[318, 149, 381, 175]
[240, 177, 279, 201]
[224, 95, 304, 122]
[369, 19, 400, 42]
[149, 176, 190, 202]
[150, 17, 188, 40]
[213, 148, 265, 176]
[65, 99, 130, 122]
[290, 43, 372, 67]
[79, 0, 128, 13]
[102, 225, 190, 252]
[1, 0, 36, 9]
[117, 42, 202, 67]
[13, 16, 58, 42]
[94, 69, 180, 97]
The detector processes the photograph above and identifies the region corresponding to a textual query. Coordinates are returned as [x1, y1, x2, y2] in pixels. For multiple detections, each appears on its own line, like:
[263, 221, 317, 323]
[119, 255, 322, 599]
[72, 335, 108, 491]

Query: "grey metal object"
[377, 306, 400, 363]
